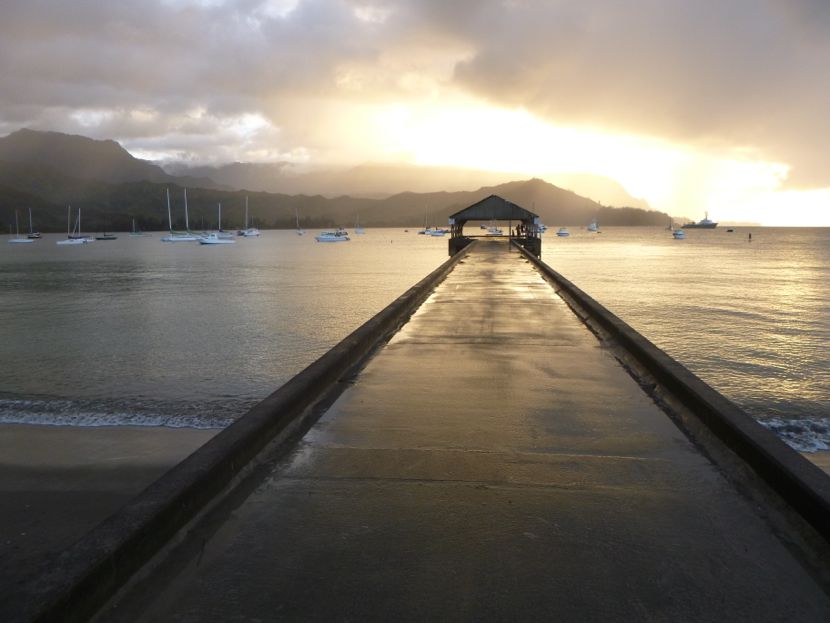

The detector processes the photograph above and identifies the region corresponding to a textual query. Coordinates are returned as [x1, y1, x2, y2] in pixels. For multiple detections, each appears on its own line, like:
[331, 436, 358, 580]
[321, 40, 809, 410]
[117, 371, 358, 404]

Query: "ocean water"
[544, 226, 830, 452]
[1, 226, 828, 453]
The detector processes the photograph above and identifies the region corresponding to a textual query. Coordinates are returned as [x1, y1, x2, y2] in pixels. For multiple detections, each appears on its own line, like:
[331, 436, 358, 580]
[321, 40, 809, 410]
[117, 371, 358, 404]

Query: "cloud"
[0, 0, 828, 190]
[446, 0, 830, 187]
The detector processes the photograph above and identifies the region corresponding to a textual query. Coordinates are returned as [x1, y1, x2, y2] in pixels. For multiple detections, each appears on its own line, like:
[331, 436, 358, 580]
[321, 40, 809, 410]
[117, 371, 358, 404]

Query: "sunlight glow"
[366, 98, 829, 225]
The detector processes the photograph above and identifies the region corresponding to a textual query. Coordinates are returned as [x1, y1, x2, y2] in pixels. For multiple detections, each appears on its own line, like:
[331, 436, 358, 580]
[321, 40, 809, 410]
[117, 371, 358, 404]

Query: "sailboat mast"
[184, 189, 190, 231]
[166, 188, 173, 232]
[67, 205, 71, 236]
[28, 208, 32, 235]
[218, 202, 222, 231]
[245, 196, 249, 229]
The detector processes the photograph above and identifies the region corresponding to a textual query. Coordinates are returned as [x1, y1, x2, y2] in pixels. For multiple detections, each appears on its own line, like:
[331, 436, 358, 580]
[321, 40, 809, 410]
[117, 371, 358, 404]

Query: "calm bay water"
[545, 226, 830, 452]
[1, 226, 828, 453]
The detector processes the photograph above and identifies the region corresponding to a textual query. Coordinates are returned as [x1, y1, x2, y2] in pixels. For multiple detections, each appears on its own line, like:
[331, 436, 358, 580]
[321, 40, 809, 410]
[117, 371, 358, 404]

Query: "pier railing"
[513, 240, 830, 544]
[5, 243, 477, 623]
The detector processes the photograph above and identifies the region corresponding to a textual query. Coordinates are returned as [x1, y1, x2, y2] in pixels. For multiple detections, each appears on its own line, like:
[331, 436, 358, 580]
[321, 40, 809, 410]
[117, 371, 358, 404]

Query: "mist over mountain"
[0, 129, 224, 189]
[167, 160, 650, 210]
[0, 129, 668, 233]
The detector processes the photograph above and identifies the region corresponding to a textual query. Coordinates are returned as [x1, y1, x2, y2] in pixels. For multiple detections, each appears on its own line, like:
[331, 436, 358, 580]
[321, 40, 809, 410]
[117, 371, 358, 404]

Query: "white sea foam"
[0, 398, 238, 429]
[759, 416, 830, 453]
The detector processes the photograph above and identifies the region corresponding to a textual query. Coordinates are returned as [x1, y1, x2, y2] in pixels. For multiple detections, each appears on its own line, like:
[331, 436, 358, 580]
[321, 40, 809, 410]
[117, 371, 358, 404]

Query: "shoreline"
[0, 423, 217, 598]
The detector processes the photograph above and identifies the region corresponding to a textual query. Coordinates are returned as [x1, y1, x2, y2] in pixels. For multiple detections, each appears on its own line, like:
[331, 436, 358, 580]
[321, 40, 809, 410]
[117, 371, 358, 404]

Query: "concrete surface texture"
[101, 240, 830, 622]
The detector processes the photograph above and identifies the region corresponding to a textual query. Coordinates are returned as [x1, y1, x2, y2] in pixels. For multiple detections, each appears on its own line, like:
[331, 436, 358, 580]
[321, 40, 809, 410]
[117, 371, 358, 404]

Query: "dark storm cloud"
[0, 0, 828, 186]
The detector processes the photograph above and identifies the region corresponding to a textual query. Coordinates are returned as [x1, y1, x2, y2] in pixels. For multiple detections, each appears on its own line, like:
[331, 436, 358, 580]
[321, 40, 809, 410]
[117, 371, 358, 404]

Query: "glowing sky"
[1, 0, 829, 224]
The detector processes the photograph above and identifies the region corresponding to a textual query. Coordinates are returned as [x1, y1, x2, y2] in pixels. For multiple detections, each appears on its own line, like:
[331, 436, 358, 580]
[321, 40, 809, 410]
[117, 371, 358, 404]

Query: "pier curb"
[8, 242, 476, 623]
[515, 241, 830, 543]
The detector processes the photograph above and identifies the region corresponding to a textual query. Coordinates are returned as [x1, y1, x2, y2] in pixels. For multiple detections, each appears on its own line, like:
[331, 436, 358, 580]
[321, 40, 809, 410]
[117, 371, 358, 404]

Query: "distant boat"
[485, 221, 503, 236]
[315, 229, 350, 242]
[26, 208, 41, 239]
[129, 218, 148, 237]
[214, 202, 235, 239]
[295, 207, 304, 235]
[95, 233, 118, 241]
[587, 219, 599, 232]
[8, 210, 34, 244]
[354, 214, 365, 235]
[238, 197, 261, 237]
[556, 227, 570, 237]
[682, 212, 718, 229]
[199, 232, 236, 245]
[161, 189, 200, 242]
[672, 229, 686, 239]
[57, 206, 93, 245]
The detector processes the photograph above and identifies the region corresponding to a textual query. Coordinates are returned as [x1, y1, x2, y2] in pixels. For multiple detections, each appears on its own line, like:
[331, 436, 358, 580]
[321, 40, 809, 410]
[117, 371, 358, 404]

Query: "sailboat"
[129, 218, 148, 237]
[215, 202, 235, 239]
[26, 208, 41, 239]
[354, 214, 365, 235]
[237, 197, 260, 237]
[418, 207, 430, 234]
[200, 202, 236, 244]
[95, 214, 118, 240]
[8, 210, 34, 244]
[57, 206, 92, 245]
[161, 188, 200, 242]
[295, 206, 305, 235]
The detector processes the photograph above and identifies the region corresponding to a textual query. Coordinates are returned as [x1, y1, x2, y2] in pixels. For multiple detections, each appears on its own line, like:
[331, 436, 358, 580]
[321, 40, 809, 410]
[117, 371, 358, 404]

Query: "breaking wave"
[759, 416, 830, 453]
[0, 396, 253, 429]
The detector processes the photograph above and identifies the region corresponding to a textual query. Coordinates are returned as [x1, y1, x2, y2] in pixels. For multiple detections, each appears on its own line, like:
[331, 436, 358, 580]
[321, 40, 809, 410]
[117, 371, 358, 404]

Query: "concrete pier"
[90, 239, 830, 621]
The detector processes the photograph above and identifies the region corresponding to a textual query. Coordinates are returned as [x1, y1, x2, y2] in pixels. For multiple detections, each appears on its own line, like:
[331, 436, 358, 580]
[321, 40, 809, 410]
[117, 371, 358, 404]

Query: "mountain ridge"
[0, 129, 669, 232]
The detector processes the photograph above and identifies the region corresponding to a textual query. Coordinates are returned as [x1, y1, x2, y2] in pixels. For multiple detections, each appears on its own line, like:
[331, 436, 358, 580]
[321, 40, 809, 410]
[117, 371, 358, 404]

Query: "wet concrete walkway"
[105, 240, 830, 622]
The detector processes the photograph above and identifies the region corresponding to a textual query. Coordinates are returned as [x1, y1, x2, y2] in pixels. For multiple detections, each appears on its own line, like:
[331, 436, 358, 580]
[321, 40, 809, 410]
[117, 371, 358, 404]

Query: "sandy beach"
[0, 424, 217, 598]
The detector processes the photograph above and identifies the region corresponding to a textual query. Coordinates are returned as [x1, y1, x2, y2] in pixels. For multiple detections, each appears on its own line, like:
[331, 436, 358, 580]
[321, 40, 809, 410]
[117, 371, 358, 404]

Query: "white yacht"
[315, 229, 350, 242]
[556, 227, 570, 237]
[587, 219, 599, 232]
[199, 232, 236, 245]
[682, 212, 718, 229]
[672, 229, 686, 239]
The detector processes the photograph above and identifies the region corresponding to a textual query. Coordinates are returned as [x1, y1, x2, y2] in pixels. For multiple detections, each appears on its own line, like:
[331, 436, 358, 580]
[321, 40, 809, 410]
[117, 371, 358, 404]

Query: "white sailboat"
[161, 188, 200, 242]
[354, 214, 365, 235]
[199, 202, 236, 244]
[8, 210, 34, 244]
[57, 206, 92, 245]
[238, 197, 260, 237]
[295, 206, 305, 235]
[215, 202, 235, 239]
